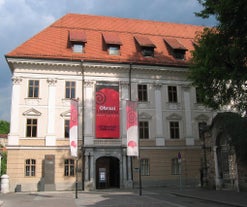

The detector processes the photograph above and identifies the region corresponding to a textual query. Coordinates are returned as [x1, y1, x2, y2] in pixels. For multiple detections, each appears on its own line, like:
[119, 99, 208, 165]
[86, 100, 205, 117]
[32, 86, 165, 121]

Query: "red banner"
[126, 101, 139, 156]
[95, 84, 119, 138]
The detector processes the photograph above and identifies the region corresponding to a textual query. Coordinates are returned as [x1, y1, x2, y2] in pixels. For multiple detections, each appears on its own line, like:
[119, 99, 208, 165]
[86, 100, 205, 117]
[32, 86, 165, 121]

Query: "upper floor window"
[69, 30, 87, 53]
[198, 122, 207, 140]
[138, 84, 148, 102]
[65, 81, 76, 99]
[168, 86, 177, 103]
[170, 121, 180, 139]
[164, 38, 187, 60]
[196, 88, 204, 104]
[64, 120, 70, 138]
[25, 159, 36, 176]
[64, 159, 75, 176]
[26, 119, 37, 138]
[140, 159, 150, 176]
[102, 33, 122, 56]
[139, 121, 149, 139]
[134, 36, 156, 57]
[72, 44, 84, 53]
[28, 80, 39, 98]
[108, 46, 120, 55]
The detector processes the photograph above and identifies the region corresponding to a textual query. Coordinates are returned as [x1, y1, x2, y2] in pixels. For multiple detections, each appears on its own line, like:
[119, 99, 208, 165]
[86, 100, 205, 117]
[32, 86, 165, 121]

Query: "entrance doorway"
[96, 156, 120, 189]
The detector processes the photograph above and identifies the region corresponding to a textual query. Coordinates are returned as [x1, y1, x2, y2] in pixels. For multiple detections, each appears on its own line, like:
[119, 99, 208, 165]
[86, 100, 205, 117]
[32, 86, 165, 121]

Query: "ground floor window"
[171, 158, 181, 175]
[140, 158, 150, 176]
[25, 159, 36, 176]
[64, 159, 75, 176]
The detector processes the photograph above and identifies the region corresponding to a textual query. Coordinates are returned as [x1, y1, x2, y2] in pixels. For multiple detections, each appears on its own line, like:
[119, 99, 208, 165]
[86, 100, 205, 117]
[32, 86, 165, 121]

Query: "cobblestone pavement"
[0, 187, 247, 207]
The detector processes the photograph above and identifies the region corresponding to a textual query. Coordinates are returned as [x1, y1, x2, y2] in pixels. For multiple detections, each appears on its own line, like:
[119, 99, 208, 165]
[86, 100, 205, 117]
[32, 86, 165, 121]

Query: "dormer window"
[102, 33, 122, 55]
[69, 30, 87, 53]
[164, 38, 187, 60]
[134, 36, 156, 57]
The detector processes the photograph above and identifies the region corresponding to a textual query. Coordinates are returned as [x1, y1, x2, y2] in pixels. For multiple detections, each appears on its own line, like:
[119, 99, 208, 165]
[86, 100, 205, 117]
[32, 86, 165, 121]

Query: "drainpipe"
[81, 60, 85, 191]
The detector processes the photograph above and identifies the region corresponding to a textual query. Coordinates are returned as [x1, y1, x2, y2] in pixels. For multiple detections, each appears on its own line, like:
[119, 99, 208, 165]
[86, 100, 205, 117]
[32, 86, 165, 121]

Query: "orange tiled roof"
[6, 13, 204, 67]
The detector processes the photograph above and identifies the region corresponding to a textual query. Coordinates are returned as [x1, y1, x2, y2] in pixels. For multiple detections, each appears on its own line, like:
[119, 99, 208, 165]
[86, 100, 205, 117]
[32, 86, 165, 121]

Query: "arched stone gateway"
[204, 112, 247, 191]
[96, 156, 120, 189]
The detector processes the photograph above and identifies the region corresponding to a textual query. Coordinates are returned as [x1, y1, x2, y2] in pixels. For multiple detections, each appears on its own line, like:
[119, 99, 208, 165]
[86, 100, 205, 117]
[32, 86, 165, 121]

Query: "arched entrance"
[96, 156, 120, 189]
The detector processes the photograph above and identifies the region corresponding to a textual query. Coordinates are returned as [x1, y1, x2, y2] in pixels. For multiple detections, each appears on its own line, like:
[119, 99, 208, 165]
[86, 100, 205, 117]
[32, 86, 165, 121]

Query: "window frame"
[139, 121, 149, 139]
[65, 81, 76, 99]
[72, 43, 84, 53]
[138, 84, 148, 102]
[171, 158, 181, 175]
[25, 159, 36, 177]
[140, 158, 150, 176]
[169, 121, 180, 139]
[26, 118, 38, 138]
[64, 159, 75, 177]
[168, 86, 178, 103]
[28, 80, 39, 98]
[64, 120, 70, 138]
[108, 45, 120, 55]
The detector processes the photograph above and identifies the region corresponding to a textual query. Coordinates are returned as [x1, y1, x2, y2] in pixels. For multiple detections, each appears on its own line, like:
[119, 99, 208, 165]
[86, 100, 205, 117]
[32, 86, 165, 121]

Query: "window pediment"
[167, 113, 182, 120]
[139, 112, 152, 120]
[23, 108, 41, 116]
[60, 110, 70, 118]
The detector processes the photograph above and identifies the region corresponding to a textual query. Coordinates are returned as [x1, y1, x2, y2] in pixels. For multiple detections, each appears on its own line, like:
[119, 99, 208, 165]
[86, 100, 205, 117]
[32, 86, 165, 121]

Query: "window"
[69, 30, 87, 53]
[139, 121, 149, 139]
[72, 43, 84, 53]
[141, 47, 154, 57]
[25, 159, 36, 176]
[26, 119, 37, 137]
[196, 88, 204, 103]
[64, 159, 75, 176]
[28, 80, 39, 98]
[171, 158, 181, 175]
[168, 86, 177, 103]
[164, 38, 187, 60]
[198, 122, 207, 140]
[140, 159, 150, 176]
[134, 36, 156, 57]
[170, 121, 180, 139]
[102, 33, 122, 56]
[65, 81, 76, 99]
[64, 120, 70, 138]
[138, 84, 148, 102]
[108, 46, 120, 55]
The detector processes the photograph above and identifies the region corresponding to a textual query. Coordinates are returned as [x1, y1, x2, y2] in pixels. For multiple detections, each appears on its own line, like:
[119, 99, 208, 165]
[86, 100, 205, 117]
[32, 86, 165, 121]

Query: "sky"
[0, 0, 216, 122]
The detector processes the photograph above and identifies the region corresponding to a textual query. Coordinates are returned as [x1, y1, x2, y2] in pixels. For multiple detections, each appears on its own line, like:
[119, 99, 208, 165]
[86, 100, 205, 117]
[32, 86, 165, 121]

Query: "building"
[5, 13, 215, 192]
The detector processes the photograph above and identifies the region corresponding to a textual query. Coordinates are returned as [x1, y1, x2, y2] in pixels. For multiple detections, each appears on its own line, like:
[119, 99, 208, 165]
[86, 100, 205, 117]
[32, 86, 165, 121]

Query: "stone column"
[8, 76, 22, 145]
[46, 79, 57, 146]
[153, 83, 165, 146]
[183, 85, 194, 145]
[84, 81, 94, 145]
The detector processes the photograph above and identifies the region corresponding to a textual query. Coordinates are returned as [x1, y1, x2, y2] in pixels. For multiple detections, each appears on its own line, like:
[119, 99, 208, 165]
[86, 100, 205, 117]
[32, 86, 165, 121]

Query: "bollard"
[1, 174, 9, 194]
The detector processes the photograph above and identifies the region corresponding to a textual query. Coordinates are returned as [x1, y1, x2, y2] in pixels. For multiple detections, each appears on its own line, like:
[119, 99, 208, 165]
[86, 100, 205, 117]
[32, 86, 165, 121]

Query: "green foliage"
[1, 151, 7, 175]
[189, 0, 247, 113]
[0, 120, 10, 134]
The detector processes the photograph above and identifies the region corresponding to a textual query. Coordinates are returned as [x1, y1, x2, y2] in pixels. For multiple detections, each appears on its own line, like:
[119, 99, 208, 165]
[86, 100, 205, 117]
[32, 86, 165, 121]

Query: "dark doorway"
[96, 156, 120, 189]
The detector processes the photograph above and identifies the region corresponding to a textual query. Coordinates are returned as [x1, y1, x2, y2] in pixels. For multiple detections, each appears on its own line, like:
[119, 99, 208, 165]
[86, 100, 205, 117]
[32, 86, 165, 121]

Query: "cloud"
[0, 83, 11, 121]
[0, 0, 217, 122]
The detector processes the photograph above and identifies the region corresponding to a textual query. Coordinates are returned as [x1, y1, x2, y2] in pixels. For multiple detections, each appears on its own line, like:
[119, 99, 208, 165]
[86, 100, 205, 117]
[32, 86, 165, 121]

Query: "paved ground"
[0, 187, 247, 207]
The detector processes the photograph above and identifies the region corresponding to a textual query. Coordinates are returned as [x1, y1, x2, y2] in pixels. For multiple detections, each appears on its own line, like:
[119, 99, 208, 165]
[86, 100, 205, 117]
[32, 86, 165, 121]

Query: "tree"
[0, 120, 10, 134]
[189, 0, 247, 113]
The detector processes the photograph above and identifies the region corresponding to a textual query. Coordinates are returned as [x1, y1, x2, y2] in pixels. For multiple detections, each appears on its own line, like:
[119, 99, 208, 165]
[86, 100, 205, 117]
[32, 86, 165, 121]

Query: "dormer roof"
[6, 13, 204, 67]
